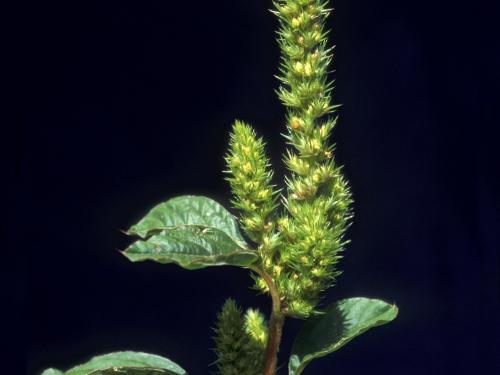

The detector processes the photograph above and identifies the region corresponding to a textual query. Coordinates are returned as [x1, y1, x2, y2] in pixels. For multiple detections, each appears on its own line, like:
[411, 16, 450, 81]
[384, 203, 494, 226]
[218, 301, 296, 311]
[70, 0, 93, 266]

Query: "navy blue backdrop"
[16, 0, 499, 374]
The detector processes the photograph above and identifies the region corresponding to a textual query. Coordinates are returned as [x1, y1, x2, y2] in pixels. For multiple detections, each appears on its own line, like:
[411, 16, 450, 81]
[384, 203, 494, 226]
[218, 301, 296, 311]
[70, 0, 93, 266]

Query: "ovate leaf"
[42, 351, 187, 375]
[124, 196, 257, 269]
[289, 297, 398, 375]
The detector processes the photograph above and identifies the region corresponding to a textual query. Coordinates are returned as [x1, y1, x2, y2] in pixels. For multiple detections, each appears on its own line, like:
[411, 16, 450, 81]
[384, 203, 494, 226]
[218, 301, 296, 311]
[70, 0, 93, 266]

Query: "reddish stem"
[251, 267, 285, 375]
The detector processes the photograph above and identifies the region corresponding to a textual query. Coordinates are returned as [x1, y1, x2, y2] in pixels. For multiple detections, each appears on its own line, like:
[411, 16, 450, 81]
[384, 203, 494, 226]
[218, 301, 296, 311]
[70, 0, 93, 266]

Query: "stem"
[264, 307, 285, 375]
[250, 266, 285, 375]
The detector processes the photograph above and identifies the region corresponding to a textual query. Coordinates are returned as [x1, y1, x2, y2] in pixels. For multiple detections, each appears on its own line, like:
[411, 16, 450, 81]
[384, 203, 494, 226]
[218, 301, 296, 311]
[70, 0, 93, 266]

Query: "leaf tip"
[119, 248, 134, 262]
[118, 227, 127, 234]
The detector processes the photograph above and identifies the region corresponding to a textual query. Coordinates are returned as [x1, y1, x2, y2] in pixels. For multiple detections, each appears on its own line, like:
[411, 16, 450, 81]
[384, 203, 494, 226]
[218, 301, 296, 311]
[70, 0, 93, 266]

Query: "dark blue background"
[15, 0, 499, 374]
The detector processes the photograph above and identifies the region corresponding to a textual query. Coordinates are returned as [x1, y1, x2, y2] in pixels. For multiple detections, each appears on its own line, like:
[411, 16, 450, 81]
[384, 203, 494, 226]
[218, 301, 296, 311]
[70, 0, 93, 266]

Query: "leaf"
[123, 196, 257, 269]
[124, 227, 257, 269]
[128, 195, 246, 246]
[289, 297, 398, 375]
[42, 351, 187, 375]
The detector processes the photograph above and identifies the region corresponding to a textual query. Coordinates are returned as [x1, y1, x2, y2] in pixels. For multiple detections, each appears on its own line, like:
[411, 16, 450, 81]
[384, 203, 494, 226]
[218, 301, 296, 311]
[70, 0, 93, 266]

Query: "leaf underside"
[42, 351, 187, 375]
[123, 195, 257, 269]
[289, 297, 398, 375]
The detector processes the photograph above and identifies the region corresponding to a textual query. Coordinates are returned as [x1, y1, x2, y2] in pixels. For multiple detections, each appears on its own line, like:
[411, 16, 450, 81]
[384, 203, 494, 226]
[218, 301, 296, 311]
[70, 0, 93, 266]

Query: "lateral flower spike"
[244, 308, 269, 348]
[213, 299, 267, 375]
[225, 120, 281, 269]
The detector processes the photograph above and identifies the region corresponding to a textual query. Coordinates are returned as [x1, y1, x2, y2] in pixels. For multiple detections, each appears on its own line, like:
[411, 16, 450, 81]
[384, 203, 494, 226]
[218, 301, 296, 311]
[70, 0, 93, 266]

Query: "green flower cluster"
[225, 0, 352, 319]
[225, 121, 281, 266]
[273, 0, 352, 317]
[213, 299, 268, 375]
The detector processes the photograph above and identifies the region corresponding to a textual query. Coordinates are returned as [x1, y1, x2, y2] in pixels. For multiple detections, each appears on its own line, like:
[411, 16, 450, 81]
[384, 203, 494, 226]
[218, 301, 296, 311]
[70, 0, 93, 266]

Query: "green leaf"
[289, 297, 398, 375]
[124, 195, 257, 269]
[124, 227, 257, 269]
[42, 351, 187, 375]
[128, 195, 246, 246]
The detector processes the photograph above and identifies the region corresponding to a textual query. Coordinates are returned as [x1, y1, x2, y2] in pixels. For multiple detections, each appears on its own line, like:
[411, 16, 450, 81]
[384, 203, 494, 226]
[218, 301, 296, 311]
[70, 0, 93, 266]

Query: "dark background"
[14, 0, 500, 374]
